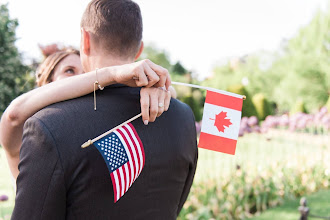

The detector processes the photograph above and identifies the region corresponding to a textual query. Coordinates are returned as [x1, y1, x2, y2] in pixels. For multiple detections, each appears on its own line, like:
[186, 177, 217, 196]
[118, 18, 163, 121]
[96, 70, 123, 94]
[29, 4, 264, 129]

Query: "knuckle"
[150, 108, 158, 115]
[141, 102, 149, 108]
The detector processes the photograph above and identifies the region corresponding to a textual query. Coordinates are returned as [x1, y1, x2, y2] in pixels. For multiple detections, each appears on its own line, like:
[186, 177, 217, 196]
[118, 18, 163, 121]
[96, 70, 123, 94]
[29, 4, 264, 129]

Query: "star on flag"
[93, 123, 145, 203]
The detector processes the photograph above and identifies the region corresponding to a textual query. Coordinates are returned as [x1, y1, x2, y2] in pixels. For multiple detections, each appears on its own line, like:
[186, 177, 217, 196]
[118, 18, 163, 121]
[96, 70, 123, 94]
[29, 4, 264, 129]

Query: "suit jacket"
[12, 85, 198, 220]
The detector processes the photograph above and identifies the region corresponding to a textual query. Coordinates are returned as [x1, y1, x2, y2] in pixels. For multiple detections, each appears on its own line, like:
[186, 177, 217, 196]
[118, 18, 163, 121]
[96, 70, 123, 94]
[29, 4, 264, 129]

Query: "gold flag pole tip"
[81, 140, 93, 148]
[243, 95, 246, 100]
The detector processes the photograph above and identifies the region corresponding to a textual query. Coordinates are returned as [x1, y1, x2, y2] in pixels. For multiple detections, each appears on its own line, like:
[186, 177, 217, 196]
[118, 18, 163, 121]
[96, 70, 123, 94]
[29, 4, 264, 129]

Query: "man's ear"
[134, 41, 144, 61]
[81, 28, 91, 56]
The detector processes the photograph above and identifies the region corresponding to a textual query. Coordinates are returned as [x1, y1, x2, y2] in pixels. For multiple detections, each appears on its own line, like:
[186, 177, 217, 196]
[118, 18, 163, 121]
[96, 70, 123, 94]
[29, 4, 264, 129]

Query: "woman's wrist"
[99, 66, 117, 86]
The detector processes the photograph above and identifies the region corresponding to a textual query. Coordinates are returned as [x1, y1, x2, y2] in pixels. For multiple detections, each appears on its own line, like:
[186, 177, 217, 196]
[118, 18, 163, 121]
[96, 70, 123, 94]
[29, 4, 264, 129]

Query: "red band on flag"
[122, 166, 128, 193]
[205, 90, 243, 111]
[198, 132, 237, 155]
[110, 173, 117, 203]
[117, 129, 138, 181]
[128, 123, 145, 166]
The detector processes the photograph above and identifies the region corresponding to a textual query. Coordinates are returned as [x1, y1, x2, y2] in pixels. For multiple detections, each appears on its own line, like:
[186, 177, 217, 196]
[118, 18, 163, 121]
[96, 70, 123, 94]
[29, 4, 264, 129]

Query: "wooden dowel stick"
[81, 113, 142, 148]
[171, 81, 246, 100]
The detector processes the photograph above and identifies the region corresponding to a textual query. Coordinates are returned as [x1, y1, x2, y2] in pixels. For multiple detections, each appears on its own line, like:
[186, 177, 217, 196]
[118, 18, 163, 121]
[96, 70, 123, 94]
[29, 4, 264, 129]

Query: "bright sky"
[4, 0, 329, 79]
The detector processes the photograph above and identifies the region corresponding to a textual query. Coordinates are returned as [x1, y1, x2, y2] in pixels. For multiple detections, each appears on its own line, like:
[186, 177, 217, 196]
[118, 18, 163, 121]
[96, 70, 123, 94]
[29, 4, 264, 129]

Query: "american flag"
[94, 123, 145, 203]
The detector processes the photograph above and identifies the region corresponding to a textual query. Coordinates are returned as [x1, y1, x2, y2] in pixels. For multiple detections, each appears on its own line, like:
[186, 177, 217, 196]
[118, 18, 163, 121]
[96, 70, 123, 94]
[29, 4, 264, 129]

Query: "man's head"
[80, 0, 143, 71]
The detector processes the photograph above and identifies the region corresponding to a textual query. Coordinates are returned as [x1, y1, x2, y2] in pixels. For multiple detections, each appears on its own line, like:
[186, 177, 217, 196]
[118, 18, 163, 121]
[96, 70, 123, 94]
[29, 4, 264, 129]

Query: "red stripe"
[123, 125, 143, 173]
[198, 132, 237, 155]
[110, 173, 117, 203]
[128, 123, 145, 167]
[205, 90, 243, 111]
[122, 165, 127, 193]
[127, 162, 132, 188]
[121, 127, 139, 182]
[116, 169, 123, 201]
[117, 129, 137, 183]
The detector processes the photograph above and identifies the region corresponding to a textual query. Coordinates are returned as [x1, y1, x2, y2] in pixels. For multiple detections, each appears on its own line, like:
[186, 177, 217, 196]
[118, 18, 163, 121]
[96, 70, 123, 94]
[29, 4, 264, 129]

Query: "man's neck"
[86, 55, 133, 72]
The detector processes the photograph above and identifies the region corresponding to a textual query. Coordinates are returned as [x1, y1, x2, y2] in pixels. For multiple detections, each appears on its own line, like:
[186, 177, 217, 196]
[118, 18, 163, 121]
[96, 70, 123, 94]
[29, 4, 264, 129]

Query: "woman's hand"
[112, 59, 171, 89]
[140, 87, 171, 125]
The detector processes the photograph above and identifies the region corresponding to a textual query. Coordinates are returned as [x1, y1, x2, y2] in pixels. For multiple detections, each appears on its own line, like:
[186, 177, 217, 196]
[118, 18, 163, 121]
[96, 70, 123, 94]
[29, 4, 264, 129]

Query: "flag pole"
[171, 81, 246, 100]
[81, 113, 142, 148]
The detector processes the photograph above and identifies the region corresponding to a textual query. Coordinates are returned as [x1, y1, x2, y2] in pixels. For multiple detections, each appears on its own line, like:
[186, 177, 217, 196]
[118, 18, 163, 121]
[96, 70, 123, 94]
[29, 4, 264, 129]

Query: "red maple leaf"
[210, 111, 232, 133]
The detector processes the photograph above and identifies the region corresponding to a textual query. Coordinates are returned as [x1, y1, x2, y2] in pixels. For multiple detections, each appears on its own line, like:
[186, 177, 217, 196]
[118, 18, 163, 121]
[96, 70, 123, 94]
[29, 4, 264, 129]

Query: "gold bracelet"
[94, 68, 104, 110]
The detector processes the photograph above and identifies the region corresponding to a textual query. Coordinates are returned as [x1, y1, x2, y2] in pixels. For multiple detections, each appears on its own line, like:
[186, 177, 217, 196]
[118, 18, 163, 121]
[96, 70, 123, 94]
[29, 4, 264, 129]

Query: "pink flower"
[0, 195, 8, 202]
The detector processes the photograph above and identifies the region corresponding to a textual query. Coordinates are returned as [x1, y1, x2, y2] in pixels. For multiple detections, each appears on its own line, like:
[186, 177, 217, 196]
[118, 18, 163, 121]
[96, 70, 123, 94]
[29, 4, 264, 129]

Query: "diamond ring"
[158, 103, 164, 108]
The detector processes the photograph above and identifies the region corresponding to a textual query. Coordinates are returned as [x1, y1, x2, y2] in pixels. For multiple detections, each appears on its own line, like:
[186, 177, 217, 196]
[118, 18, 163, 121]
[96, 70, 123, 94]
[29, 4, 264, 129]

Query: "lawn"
[250, 189, 330, 220]
[195, 130, 329, 182]
[1, 129, 329, 219]
[0, 151, 15, 219]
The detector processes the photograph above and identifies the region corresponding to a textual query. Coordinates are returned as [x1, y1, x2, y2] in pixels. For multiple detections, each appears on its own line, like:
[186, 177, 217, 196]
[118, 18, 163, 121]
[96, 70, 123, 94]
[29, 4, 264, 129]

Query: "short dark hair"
[81, 0, 143, 59]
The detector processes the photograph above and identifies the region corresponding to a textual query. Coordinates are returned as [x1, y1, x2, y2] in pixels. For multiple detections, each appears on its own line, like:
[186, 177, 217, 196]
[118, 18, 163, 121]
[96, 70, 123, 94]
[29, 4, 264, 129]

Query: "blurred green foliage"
[203, 9, 330, 114]
[140, 44, 205, 121]
[326, 96, 330, 112]
[179, 163, 329, 220]
[290, 100, 308, 115]
[227, 84, 258, 117]
[0, 4, 34, 113]
[178, 129, 330, 219]
[252, 93, 273, 120]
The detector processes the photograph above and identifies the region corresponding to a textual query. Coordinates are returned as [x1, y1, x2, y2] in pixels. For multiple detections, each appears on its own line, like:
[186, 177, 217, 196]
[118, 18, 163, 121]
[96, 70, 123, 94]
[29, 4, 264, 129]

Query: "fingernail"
[144, 120, 149, 125]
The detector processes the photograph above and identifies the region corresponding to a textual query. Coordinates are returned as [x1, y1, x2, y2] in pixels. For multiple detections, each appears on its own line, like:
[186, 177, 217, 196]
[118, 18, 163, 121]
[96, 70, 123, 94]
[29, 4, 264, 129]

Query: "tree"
[0, 4, 33, 113]
[204, 8, 330, 114]
[139, 45, 172, 70]
[140, 44, 204, 120]
[172, 61, 186, 75]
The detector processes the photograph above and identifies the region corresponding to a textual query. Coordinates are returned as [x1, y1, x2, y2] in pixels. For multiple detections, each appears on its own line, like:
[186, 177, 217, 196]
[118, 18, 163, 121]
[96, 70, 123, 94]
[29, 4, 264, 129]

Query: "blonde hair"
[36, 49, 80, 87]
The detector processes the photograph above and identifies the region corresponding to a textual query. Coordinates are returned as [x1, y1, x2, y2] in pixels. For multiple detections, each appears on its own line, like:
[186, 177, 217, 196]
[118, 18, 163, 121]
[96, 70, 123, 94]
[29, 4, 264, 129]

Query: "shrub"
[0, 4, 34, 113]
[290, 100, 307, 115]
[326, 96, 330, 113]
[252, 93, 273, 120]
[181, 94, 203, 121]
[227, 84, 258, 118]
[179, 161, 330, 220]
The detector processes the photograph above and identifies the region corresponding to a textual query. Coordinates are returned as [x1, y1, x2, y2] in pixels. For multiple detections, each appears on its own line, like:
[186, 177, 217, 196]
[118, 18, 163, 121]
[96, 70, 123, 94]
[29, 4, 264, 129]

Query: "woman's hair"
[35, 49, 80, 87]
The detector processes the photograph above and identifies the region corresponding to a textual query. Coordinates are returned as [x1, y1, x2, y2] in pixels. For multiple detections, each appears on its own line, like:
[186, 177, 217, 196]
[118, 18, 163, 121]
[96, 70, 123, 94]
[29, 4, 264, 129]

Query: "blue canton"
[94, 133, 129, 172]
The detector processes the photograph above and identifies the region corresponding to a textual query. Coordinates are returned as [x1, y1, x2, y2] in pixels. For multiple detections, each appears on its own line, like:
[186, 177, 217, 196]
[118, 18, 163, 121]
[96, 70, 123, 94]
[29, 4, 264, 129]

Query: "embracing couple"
[0, 0, 197, 219]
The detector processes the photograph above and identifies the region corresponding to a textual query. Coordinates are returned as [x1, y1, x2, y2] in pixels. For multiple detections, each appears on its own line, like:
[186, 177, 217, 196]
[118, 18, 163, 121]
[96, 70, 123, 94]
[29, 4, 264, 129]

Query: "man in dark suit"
[12, 0, 198, 219]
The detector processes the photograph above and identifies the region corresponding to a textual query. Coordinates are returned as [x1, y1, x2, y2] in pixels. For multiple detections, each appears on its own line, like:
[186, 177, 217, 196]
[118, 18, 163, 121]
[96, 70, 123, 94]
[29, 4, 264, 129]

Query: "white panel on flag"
[201, 103, 241, 140]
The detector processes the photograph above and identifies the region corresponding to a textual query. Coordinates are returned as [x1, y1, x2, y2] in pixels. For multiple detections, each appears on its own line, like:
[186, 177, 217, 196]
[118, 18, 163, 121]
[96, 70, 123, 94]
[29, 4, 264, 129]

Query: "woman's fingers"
[114, 59, 171, 88]
[145, 59, 171, 89]
[135, 68, 149, 87]
[142, 61, 159, 87]
[164, 90, 171, 111]
[140, 87, 170, 124]
[140, 89, 150, 125]
[148, 89, 159, 122]
[157, 88, 166, 117]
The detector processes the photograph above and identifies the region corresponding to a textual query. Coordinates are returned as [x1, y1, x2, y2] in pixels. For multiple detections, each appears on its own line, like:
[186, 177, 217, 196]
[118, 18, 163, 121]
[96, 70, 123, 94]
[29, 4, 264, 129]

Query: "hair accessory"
[94, 68, 104, 110]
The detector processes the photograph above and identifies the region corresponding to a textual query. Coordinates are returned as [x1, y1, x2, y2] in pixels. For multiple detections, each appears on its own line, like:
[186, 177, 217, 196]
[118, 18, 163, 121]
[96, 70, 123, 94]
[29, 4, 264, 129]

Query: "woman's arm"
[0, 59, 171, 179]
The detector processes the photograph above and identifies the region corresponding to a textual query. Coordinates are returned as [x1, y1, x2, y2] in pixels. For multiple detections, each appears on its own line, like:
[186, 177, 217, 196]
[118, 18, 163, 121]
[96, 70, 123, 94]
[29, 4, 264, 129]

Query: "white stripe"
[114, 130, 135, 186]
[125, 125, 144, 174]
[118, 167, 125, 198]
[119, 127, 139, 181]
[124, 163, 129, 193]
[201, 103, 241, 140]
[113, 171, 120, 202]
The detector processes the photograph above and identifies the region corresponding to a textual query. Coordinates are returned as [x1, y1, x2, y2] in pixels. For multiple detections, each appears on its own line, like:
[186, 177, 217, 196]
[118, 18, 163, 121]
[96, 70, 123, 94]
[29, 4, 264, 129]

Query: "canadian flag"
[198, 90, 243, 155]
